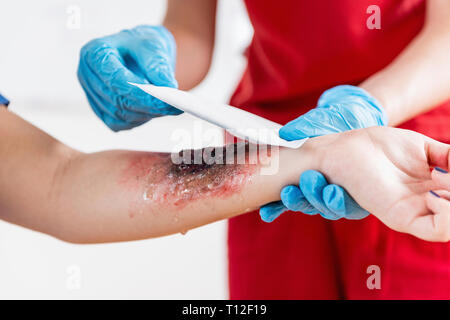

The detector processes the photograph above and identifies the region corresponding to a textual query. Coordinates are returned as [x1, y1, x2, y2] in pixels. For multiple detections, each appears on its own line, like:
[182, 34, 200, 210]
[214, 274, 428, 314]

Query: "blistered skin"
[121, 143, 263, 214]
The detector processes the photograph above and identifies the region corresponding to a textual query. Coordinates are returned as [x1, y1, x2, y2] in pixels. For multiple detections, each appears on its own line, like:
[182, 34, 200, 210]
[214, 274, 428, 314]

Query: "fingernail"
[430, 191, 441, 198]
[434, 167, 448, 174]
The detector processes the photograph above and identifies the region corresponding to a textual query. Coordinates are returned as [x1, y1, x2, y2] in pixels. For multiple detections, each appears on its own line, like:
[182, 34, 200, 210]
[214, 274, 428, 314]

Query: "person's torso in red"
[228, 0, 450, 299]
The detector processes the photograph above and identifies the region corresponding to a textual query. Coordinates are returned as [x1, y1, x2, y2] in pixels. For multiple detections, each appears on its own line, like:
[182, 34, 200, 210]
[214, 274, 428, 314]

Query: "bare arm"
[164, 0, 217, 90]
[2, 108, 449, 243]
[360, 0, 450, 125]
[0, 108, 311, 243]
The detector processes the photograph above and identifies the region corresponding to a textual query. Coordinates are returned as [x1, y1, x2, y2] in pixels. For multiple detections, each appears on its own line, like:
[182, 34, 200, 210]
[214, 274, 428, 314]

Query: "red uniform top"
[228, 0, 450, 299]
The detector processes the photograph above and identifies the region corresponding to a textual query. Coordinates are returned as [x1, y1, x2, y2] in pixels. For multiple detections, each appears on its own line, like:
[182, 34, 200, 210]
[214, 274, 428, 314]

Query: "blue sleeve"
[0, 93, 10, 107]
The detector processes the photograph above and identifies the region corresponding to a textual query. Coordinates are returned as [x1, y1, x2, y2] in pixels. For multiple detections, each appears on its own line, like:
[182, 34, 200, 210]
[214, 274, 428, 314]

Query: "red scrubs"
[228, 0, 450, 299]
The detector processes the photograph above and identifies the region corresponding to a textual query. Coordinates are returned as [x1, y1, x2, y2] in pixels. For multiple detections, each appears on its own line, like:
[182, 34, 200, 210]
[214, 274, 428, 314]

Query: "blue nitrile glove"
[260, 85, 388, 222]
[77, 25, 182, 131]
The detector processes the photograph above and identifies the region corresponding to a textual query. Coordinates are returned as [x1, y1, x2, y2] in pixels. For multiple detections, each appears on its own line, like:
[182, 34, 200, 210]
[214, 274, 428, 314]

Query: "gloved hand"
[260, 85, 388, 222]
[77, 25, 182, 131]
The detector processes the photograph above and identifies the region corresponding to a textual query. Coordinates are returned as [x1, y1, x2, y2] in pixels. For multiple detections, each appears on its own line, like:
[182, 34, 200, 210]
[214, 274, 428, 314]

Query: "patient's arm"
[1, 107, 449, 243]
[50, 143, 308, 243]
[0, 107, 312, 243]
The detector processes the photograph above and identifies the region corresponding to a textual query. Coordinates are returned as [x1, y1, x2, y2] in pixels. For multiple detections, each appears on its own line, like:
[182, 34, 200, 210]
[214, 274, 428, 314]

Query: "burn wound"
[120, 143, 267, 209]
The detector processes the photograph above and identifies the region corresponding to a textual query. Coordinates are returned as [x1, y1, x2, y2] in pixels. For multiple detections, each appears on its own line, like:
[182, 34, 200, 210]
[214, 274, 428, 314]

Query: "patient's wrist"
[277, 133, 340, 185]
[275, 138, 321, 186]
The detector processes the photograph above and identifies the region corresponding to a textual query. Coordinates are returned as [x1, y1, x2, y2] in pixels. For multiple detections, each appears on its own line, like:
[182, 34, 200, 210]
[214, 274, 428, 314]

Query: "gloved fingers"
[259, 201, 289, 223]
[78, 62, 153, 124]
[102, 112, 150, 132]
[279, 108, 345, 141]
[299, 170, 345, 220]
[280, 185, 319, 215]
[317, 85, 388, 126]
[105, 54, 181, 115]
[318, 85, 364, 106]
[82, 41, 181, 116]
[131, 46, 178, 88]
[155, 25, 177, 60]
[84, 93, 148, 132]
[94, 46, 178, 113]
[323, 184, 370, 220]
[280, 85, 388, 142]
[78, 62, 120, 121]
[122, 33, 175, 86]
[119, 25, 177, 62]
[127, 26, 178, 88]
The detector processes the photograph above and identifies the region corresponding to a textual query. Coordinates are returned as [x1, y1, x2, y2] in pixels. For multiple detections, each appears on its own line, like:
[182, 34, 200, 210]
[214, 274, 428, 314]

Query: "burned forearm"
[0, 108, 312, 244]
[54, 143, 313, 244]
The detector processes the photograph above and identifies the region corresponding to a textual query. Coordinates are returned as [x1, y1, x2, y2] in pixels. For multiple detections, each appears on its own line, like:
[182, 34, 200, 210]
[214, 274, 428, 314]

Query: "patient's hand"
[304, 127, 450, 241]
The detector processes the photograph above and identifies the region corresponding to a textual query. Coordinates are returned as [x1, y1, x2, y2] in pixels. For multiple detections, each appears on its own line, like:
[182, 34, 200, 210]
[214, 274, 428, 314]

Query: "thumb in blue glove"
[260, 171, 370, 222]
[260, 85, 387, 222]
[78, 25, 182, 132]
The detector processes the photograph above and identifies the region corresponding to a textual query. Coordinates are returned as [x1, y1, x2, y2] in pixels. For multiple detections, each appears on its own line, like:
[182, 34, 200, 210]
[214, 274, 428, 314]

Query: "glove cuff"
[318, 85, 388, 126]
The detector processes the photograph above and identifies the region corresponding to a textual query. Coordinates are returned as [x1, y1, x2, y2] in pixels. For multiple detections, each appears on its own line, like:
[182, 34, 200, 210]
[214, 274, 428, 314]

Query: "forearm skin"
[360, 2, 450, 126]
[110, 144, 307, 242]
[0, 108, 312, 244]
[52, 142, 315, 244]
[163, 0, 217, 90]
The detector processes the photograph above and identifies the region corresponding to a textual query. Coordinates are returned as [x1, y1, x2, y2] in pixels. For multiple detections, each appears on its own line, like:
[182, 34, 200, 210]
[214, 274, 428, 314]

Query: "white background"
[0, 0, 253, 299]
